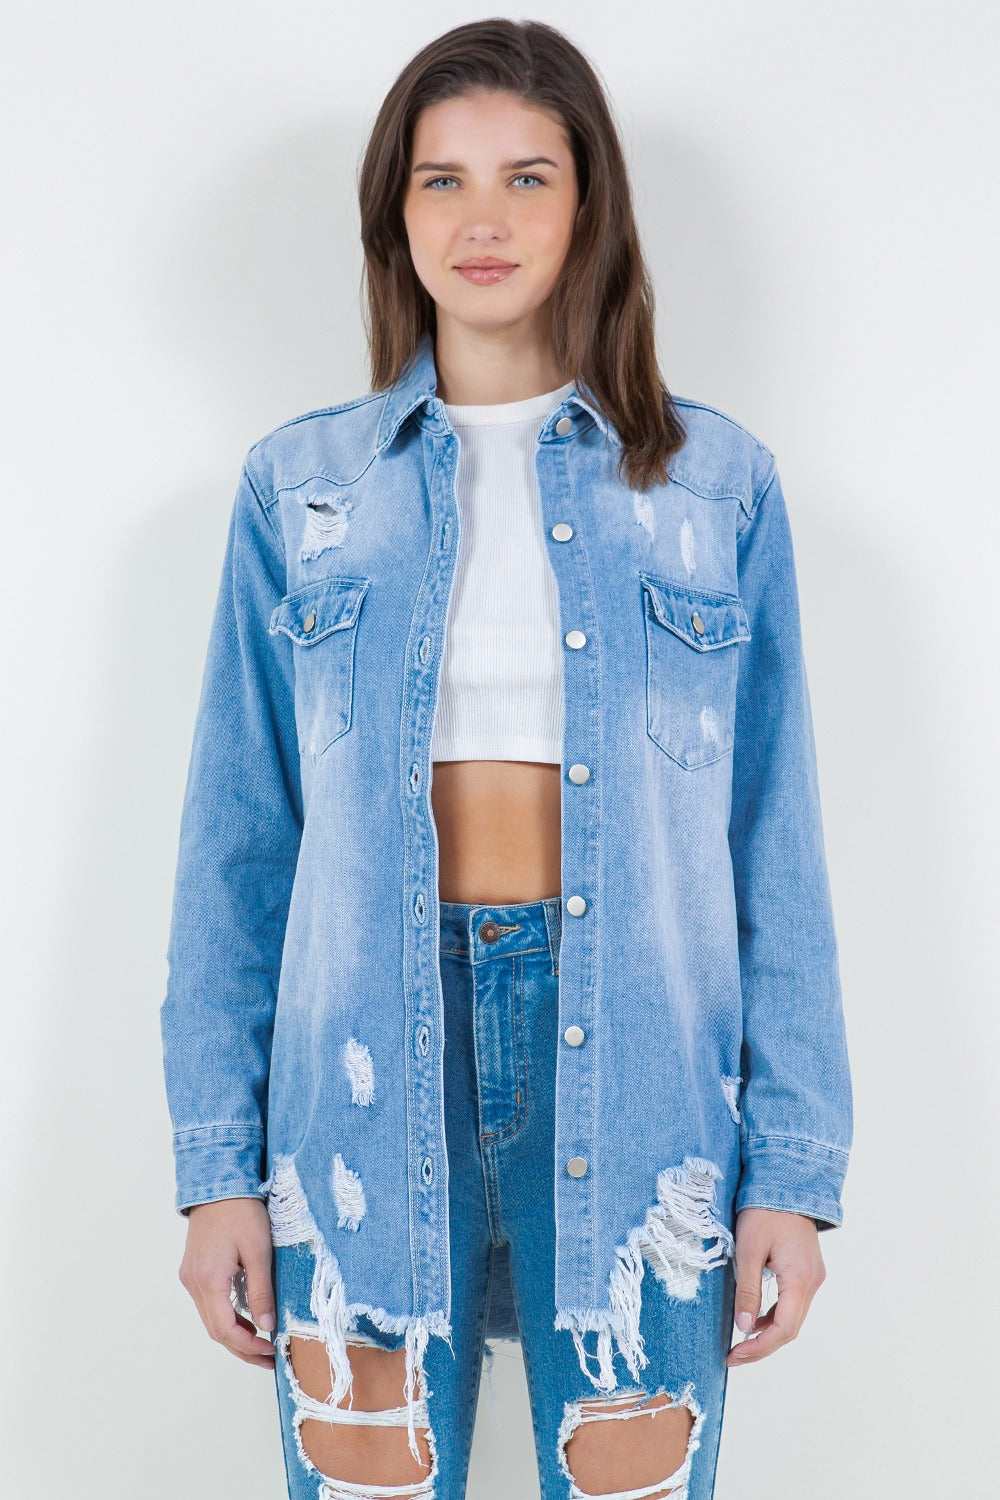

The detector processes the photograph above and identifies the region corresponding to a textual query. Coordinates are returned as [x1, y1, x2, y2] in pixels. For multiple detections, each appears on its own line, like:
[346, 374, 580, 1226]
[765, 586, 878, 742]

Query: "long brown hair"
[357, 18, 687, 491]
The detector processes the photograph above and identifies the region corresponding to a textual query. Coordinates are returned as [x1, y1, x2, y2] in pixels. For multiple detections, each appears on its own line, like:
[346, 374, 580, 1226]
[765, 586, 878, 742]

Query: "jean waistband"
[438, 895, 562, 966]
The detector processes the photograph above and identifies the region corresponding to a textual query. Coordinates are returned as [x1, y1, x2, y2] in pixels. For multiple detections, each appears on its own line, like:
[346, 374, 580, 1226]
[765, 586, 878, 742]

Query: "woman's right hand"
[178, 1198, 277, 1369]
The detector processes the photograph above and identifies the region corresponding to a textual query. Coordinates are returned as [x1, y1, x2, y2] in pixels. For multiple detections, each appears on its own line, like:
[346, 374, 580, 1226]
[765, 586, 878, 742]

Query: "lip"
[455, 259, 517, 285]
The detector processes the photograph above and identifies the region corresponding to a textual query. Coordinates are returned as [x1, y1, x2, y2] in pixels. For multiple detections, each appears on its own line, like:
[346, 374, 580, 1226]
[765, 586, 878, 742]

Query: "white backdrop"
[3, 3, 997, 1495]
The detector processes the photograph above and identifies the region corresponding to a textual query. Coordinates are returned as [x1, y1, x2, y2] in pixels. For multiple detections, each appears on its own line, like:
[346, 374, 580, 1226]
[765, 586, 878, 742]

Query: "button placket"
[537, 418, 596, 1229]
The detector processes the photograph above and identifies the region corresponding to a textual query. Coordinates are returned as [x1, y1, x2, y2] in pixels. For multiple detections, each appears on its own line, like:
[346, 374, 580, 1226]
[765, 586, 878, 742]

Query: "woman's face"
[402, 90, 579, 340]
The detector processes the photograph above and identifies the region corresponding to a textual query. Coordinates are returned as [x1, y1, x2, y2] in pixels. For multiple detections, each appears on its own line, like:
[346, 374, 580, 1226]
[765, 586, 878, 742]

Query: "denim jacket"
[160, 330, 853, 1422]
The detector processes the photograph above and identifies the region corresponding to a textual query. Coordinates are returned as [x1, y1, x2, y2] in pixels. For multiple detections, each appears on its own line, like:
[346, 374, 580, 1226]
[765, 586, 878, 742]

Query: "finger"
[228, 1311, 279, 1368]
[241, 1242, 277, 1335]
[736, 1301, 777, 1337]
[728, 1277, 808, 1365]
[221, 1308, 277, 1367]
[733, 1248, 766, 1333]
[204, 1275, 276, 1366]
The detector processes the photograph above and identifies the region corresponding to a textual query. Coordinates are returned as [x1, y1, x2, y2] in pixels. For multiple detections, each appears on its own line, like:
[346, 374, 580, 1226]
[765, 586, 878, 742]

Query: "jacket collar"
[374, 330, 618, 454]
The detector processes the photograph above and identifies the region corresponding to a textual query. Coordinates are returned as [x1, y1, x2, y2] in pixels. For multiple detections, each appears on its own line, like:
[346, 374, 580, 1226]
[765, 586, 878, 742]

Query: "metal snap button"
[568, 764, 590, 784]
[565, 629, 586, 649]
[479, 920, 500, 943]
[564, 1025, 585, 1047]
[303, 610, 317, 633]
[566, 1156, 588, 1177]
[551, 522, 573, 541]
[691, 612, 705, 635]
[565, 895, 587, 917]
[555, 416, 573, 436]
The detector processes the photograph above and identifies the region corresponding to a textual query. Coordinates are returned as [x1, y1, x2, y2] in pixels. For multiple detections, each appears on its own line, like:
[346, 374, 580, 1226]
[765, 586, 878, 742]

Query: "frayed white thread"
[332, 1152, 366, 1231]
[318, 1456, 436, 1500]
[679, 517, 696, 574]
[343, 1037, 375, 1106]
[313, 1394, 440, 1500]
[276, 1316, 437, 1494]
[553, 1157, 734, 1394]
[720, 1076, 742, 1125]
[481, 1336, 519, 1430]
[264, 1152, 452, 1465]
[277, 1331, 430, 1429]
[301, 497, 352, 560]
[318, 1479, 434, 1499]
[556, 1381, 705, 1500]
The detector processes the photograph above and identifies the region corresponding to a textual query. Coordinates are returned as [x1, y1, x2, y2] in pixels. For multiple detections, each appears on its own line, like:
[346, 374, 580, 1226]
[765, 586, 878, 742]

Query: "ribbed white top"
[430, 379, 576, 764]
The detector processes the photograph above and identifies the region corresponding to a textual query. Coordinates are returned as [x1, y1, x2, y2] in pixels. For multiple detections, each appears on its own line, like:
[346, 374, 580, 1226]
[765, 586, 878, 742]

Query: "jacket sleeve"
[159, 459, 303, 1216]
[729, 458, 853, 1230]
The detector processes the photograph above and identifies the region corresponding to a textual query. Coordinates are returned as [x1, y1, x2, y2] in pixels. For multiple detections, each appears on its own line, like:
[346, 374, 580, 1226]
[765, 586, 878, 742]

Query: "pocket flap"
[269, 575, 370, 645]
[639, 573, 750, 650]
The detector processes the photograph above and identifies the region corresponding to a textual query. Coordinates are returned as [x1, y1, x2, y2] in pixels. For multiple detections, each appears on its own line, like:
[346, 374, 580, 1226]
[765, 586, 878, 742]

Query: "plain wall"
[2, 2, 997, 1495]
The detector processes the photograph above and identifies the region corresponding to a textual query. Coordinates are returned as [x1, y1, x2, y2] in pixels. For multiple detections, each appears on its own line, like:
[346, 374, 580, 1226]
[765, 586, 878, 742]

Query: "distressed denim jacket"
[160, 330, 853, 1431]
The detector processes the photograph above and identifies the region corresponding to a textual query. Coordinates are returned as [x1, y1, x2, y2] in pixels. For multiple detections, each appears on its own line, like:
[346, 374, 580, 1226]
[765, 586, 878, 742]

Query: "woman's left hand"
[725, 1207, 827, 1366]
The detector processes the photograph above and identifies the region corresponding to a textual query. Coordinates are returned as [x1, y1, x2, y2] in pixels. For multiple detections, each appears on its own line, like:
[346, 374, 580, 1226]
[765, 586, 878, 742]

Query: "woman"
[161, 18, 853, 1500]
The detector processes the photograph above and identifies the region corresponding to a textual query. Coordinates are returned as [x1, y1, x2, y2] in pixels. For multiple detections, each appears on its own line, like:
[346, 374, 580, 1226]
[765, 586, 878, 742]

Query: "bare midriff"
[431, 760, 562, 905]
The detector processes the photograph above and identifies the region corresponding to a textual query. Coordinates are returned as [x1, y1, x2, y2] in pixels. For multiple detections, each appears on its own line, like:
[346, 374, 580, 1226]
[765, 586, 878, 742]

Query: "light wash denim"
[271, 897, 736, 1500]
[160, 330, 853, 1457]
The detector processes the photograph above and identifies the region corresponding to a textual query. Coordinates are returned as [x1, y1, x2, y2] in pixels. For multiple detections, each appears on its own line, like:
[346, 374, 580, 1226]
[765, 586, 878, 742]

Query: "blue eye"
[420, 173, 545, 191]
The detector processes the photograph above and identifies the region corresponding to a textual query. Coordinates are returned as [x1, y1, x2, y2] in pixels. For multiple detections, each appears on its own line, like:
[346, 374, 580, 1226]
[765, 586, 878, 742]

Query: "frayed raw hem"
[264, 1152, 453, 1466]
[554, 1156, 734, 1394]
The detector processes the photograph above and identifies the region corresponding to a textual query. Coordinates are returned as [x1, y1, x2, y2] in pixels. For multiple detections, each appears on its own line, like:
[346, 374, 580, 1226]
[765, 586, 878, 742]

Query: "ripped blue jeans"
[270, 897, 737, 1500]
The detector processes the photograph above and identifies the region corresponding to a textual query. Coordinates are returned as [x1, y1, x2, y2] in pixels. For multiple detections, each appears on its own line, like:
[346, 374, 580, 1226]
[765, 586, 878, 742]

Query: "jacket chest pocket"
[639, 572, 751, 770]
[269, 575, 370, 757]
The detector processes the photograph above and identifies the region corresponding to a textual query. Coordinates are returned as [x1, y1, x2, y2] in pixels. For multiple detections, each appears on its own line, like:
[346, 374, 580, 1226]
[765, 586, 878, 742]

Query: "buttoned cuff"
[172, 1123, 268, 1217]
[735, 1134, 849, 1231]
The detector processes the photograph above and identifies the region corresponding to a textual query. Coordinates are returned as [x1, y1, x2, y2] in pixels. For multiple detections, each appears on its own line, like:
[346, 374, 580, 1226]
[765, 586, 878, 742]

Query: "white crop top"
[430, 379, 577, 764]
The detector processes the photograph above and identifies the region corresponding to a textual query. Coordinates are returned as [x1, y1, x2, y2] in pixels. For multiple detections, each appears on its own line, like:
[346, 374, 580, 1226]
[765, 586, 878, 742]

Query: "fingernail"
[735, 1311, 752, 1332]
[258, 1313, 275, 1332]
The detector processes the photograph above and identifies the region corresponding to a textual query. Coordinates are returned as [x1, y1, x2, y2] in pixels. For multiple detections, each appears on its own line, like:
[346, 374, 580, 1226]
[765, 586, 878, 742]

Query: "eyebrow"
[410, 156, 561, 173]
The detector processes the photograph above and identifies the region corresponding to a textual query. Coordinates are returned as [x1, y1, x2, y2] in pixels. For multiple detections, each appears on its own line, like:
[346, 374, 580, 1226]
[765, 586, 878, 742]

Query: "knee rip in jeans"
[277, 1314, 439, 1500]
[557, 1383, 704, 1500]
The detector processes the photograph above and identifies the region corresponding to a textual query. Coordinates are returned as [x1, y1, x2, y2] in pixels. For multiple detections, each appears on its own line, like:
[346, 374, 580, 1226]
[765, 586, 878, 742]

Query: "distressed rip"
[720, 1075, 742, 1125]
[276, 1314, 438, 1499]
[554, 1157, 734, 1394]
[301, 496, 353, 560]
[679, 517, 696, 574]
[557, 1383, 705, 1500]
[698, 705, 722, 748]
[343, 1036, 375, 1105]
[264, 1152, 453, 1467]
[633, 492, 655, 539]
[331, 1151, 367, 1231]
